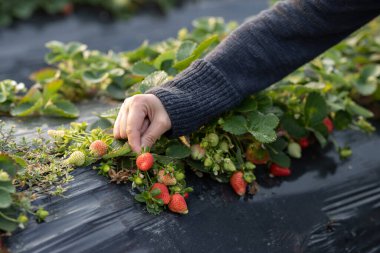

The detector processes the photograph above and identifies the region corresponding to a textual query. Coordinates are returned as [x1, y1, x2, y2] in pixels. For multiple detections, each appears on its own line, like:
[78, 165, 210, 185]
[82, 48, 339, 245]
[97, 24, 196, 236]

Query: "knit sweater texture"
[147, 0, 380, 137]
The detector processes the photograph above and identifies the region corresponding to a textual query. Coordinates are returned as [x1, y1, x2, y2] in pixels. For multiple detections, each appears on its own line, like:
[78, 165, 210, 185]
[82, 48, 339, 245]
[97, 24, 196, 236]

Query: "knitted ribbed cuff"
[146, 59, 243, 137]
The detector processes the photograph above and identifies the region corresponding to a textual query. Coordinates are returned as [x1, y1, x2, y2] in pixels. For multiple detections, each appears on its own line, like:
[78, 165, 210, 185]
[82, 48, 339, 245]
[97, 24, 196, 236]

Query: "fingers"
[141, 118, 150, 134]
[126, 98, 147, 153]
[113, 94, 172, 153]
[141, 118, 169, 148]
[113, 103, 124, 139]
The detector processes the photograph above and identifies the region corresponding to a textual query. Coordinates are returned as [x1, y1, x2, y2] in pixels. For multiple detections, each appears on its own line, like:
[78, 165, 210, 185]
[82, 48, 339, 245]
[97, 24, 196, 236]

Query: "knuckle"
[144, 134, 156, 146]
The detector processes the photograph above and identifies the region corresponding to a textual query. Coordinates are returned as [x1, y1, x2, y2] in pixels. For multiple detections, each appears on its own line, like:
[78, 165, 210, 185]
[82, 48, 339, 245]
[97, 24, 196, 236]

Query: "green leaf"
[304, 92, 328, 127]
[131, 61, 157, 76]
[334, 110, 352, 130]
[0, 154, 19, 178]
[174, 35, 219, 70]
[235, 96, 258, 112]
[165, 143, 191, 159]
[153, 50, 176, 69]
[42, 99, 79, 118]
[0, 181, 15, 194]
[246, 111, 279, 143]
[0, 190, 12, 208]
[346, 99, 374, 118]
[88, 118, 113, 131]
[222, 115, 248, 135]
[176, 41, 197, 61]
[281, 115, 307, 139]
[106, 83, 127, 100]
[30, 68, 60, 84]
[82, 70, 109, 84]
[0, 216, 19, 233]
[150, 188, 161, 197]
[128, 71, 169, 95]
[308, 127, 327, 147]
[134, 194, 146, 203]
[11, 99, 43, 117]
[268, 149, 291, 168]
[102, 143, 131, 159]
[43, 79, 63, 99]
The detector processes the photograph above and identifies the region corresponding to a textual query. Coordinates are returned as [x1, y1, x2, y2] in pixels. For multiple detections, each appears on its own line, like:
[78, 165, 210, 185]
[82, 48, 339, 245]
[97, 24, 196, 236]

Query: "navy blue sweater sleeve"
[147, 0, 380, 137]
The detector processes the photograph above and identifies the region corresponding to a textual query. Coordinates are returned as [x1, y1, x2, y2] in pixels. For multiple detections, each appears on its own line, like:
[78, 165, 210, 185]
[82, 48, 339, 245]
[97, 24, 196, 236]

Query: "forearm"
[148, 0, 380, 137]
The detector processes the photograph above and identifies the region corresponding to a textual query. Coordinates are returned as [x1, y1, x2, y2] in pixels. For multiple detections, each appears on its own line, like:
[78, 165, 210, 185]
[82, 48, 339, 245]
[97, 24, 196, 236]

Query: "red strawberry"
[270, 164, 291, 177]
[230, 171, 247, 196]
[183, 192, 189, 199]
[323, 117, 334, 133]
[298, 137, 310, 149]
[168, 193, 188, 214]
[151, 183, 170, 205]
[157, 170, 177, 186]
[136, 153, 154, 171]
[89, 140, 108, 157]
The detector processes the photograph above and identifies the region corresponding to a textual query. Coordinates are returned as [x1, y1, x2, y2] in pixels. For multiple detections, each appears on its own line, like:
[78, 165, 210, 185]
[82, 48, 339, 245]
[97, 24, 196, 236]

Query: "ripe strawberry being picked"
[230, 171, 247, 196]
[136, 152, 154, 171]
[168, 193, 188, 214]
[151, 183, 170, 205]
[323, 117, 334, 133]
[157, 170, 177, 186]
[89, 140, 108, 157]
[270, 163, 291, 177]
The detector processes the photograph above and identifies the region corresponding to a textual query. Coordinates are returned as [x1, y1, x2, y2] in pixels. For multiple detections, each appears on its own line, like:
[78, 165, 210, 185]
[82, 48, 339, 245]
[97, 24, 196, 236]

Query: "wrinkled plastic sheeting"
[4, 111, 380, 253]
[2, 0, 380, 251]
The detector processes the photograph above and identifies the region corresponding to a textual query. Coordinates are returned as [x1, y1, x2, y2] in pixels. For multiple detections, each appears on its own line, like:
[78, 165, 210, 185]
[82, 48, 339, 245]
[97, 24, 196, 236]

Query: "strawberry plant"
[0, 0, 181, 27]
[0, 16, 380, 240]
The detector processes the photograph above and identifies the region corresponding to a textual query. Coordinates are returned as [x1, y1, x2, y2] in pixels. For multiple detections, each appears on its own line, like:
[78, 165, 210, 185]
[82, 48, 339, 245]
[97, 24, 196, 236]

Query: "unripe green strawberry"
[339, 147, 352, 159]
[223, 158, 236, 172]
[136, 152, 154, 171]
[47, 129, 65, 138]
[200, 141, 209, 148]
[175, 172, 185, 181]
[213, 153, 222, 163]
[134, 177, 143, 185]
[219, 141, 229, 153]
[191, 144, 205, 160]
[204, 157, 213, 167]
[243, 171, 255, 183]
[245, 161, 256, 170]
[102, 164, 110, 173]
[168, 193, 188, 214]
[150, 183, 170, 205]
[230, 171, 247, 196]
[206, 133, 219, 147]
[66, 151, 85, 166]
[0, 171, 10, 181]
[287, 142, 301, 158]
[151, 183, 170, 205]
[158, 170, 177, 186]
[171, 186, 181, 193]
[36, 208, 49, 221]
[17, 214, 28, 224]
[89, 140, 108, 157]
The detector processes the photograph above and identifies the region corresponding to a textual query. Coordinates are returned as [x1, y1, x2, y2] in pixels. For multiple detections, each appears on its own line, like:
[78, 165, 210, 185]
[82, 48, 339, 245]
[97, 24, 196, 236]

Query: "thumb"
[140, 119, 169, 148]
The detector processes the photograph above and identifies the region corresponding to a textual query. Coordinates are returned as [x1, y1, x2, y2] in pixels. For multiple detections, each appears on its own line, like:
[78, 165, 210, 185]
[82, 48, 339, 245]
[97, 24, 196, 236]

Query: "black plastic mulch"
[1, 1, 380, 252]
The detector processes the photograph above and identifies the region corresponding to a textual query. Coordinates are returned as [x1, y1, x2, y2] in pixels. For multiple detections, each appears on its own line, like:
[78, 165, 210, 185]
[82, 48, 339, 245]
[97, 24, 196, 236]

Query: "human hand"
[113, 94, 171, 153]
